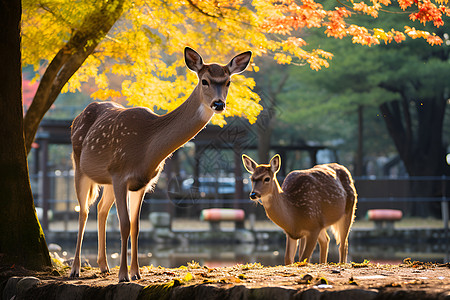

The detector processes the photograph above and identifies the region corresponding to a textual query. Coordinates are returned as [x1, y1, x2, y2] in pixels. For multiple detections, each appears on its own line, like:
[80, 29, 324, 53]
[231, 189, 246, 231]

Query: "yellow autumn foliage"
[21, 0, 448, 125]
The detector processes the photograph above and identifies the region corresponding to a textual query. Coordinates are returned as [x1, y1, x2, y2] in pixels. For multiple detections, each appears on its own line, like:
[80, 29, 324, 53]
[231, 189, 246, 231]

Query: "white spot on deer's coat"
[196, 104, 211, 121]
[79, 136, 83, 141]
[91, 146, 95, 150]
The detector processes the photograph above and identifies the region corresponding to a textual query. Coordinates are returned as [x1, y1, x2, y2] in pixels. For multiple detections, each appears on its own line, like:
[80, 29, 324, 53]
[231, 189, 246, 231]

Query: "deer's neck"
[261, 181, 297, 234]
[148, 86, 213, 160]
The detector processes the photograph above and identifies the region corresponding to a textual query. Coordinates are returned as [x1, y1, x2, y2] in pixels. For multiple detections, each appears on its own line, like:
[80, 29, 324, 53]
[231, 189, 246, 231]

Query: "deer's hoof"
[131, 274, 141, 281]
[100, 269, 111, 275]
[118, 276, 130, 283]
[69, 271, 79, 279]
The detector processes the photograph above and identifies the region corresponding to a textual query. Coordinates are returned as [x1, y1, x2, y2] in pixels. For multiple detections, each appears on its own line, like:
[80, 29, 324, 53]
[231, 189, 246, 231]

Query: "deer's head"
[242, 154, 281, 201]
[185, 47, 252, 113]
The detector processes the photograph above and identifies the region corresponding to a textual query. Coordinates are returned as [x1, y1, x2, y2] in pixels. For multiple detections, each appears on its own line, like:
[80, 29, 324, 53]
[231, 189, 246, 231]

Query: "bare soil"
[16, 259, 450, 294]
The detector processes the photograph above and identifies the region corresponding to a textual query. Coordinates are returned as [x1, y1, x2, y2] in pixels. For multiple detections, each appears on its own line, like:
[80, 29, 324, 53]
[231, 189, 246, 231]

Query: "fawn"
[242, 154, 357, 264]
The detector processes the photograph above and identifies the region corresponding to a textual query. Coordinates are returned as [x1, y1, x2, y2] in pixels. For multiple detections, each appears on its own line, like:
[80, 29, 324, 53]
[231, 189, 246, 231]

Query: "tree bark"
[23, 0, 125, 154]
[355, 105, 364, 176]
[0, 0, 52, 269]
[379, 96, 449, 177]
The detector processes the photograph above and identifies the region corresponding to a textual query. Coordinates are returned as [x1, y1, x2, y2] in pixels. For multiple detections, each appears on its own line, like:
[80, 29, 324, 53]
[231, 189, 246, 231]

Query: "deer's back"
[71, 102, 161, 184]
[281, 164, 351, 221]
[72, 102, 118, 160]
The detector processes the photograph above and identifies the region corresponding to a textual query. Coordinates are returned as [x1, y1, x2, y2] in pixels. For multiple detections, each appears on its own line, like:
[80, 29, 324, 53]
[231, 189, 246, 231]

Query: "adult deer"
[242, 154, 357, 264]
[70, 47, 252, 282]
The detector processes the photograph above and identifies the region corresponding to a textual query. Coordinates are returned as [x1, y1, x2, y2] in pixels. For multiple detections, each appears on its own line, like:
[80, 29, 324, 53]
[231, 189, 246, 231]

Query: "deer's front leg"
[97, 185, 115, 273]
[317, 229, 330, 264]
[284, 234, 298, 265]
[113, 182, 130, 282]
[298, 237, 306, 261]
[299, 230, 320, 263]
[129, 189, 145, 280]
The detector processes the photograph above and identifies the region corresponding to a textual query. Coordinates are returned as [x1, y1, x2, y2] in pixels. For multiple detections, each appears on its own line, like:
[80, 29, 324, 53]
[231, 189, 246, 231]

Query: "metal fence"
[30, 170, 450, 232]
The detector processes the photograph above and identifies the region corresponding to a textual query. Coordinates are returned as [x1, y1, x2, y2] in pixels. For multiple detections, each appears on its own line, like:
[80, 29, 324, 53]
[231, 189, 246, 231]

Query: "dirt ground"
[19, 259, 448, 295]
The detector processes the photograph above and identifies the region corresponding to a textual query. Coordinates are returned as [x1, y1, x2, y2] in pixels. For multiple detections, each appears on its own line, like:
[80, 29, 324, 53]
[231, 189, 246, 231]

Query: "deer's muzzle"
[249, 191, 260, 200]
[211, 100, 225, 112]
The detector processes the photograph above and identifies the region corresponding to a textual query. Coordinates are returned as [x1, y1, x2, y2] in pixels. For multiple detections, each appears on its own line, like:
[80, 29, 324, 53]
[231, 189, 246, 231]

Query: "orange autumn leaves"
[261, 0, 449, 69]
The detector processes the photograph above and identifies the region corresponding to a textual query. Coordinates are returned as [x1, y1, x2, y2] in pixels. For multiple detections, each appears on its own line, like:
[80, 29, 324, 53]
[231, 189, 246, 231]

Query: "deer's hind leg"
[336, 194, 357, 263]
[335, 214, 354, 264]
[97, 185, 115, 273]
[70, 172, 97, 278]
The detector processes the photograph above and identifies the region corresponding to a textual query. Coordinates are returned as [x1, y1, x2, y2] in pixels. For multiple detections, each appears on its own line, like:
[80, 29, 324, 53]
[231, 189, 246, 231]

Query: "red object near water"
[200, 208, 245, 221]
[367, 209, 403, 221]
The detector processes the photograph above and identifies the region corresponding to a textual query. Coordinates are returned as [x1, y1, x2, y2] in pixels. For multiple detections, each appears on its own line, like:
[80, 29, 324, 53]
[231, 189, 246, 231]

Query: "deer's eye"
[264, 177, 270, 183]
[202, 79, 209, 86]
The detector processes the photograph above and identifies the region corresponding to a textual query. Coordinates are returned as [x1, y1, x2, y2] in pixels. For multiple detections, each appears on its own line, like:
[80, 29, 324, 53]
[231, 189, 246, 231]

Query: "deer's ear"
[227, 51, 252, 75]
[242, 154, 257, 174]
[185, 47, 204, 73]
[270, 154, 281, 174]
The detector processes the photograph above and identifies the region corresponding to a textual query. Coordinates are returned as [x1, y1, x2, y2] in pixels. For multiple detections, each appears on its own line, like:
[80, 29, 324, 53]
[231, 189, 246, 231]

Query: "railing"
[30, 171, 450, 232]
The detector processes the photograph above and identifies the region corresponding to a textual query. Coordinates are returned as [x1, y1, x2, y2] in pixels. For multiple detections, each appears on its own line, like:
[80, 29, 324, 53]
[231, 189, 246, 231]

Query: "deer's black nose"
[249, 192, 260, 200]
[211, 100, 225, 112]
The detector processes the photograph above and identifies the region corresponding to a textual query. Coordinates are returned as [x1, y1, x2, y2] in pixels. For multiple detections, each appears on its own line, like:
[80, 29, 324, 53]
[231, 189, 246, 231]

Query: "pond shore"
[2, 261, 450, 299]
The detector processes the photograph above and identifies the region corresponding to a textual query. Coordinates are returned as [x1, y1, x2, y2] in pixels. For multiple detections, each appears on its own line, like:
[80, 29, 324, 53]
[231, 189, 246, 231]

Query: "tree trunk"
[380, 95, 449, 217]
[0, 0, 52, 269]
[255, 65, 288, 163]
[355, 105, 364, 176]
[379, 96, 449, 177]
[23, 0, 125, 154]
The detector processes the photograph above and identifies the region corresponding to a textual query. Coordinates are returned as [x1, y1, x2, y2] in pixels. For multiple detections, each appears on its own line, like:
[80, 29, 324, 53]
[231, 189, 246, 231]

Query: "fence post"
[442, 175, 448, 232]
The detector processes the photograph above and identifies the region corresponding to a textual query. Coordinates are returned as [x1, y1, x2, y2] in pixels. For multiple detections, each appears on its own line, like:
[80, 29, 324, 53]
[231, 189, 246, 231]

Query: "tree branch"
[23, 0, 125, 154]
